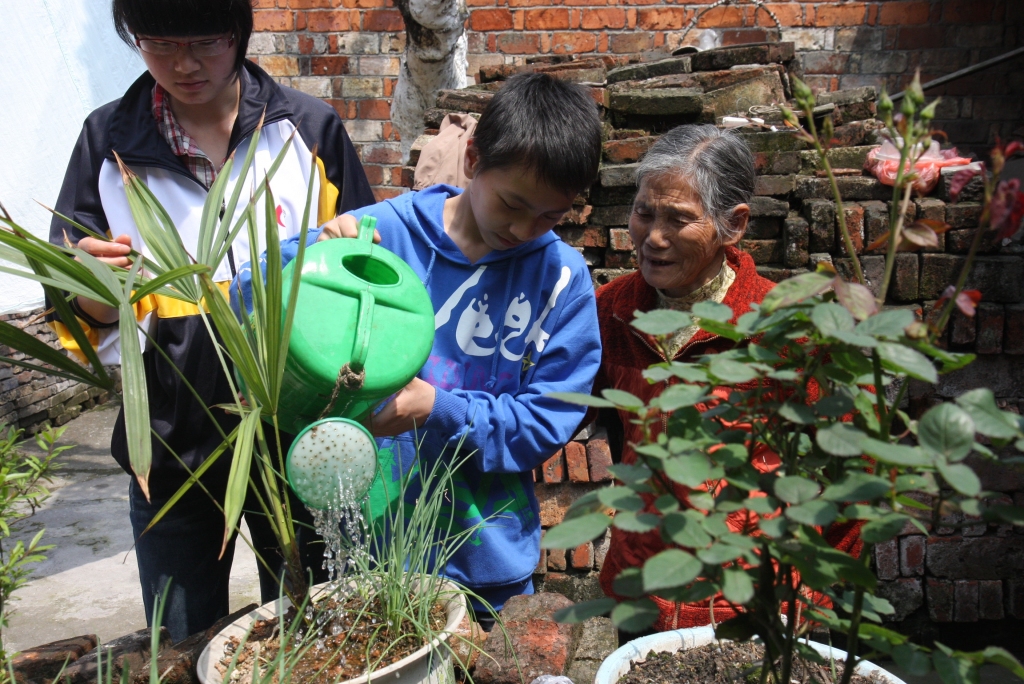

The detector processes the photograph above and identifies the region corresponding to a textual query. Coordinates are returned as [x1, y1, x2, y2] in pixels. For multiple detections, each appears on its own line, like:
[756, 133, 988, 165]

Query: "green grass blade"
[38, 281, 111, 386]
[244, 202, 268, 373]
[220, 407, 261, 559]
[129, 264, 211, 305]
[119, 258, 152, 500]
[199, 274, 270, 406]
[212, 113, 265, 265]
[0, 323, 108, 387]
[0, 228, 119, 305]
[196, 156, 234, 266]
[262, 180, 283, 407]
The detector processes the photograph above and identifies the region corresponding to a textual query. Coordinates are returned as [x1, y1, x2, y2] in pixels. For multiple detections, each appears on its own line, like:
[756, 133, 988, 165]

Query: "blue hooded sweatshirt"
[233, 184, 602, 605]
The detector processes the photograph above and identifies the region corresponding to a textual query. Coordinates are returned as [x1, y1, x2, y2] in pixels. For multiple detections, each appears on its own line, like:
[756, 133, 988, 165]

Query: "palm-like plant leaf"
[118, 258, 152, 499]
[220, 406, 261, 558]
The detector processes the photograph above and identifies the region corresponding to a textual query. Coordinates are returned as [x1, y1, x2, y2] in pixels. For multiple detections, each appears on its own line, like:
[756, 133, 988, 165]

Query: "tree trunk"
[392, 0, 470, 162]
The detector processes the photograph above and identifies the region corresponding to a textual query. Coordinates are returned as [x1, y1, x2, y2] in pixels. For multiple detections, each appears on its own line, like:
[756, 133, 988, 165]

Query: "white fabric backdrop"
[0, 0, 144, 313]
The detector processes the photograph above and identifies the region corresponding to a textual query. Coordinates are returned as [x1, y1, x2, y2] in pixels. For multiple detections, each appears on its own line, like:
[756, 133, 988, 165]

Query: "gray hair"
[635, 124, 756, 242]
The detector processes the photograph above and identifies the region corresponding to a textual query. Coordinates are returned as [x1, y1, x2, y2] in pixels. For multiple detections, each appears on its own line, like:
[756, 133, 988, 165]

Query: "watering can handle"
[358, 215, 377, 243]
[350, 290, 374, 372]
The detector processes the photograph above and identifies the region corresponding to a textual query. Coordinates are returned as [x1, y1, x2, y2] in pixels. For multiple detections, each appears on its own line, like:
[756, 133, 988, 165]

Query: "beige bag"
[413, 113, 478, 190]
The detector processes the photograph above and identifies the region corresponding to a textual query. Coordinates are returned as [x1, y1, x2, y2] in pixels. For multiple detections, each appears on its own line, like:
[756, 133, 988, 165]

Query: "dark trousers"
[129, 474, 328, 642]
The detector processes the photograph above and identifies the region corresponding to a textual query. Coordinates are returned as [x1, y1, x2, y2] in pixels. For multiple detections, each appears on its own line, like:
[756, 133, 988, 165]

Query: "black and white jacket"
[49, 61, 376, 496]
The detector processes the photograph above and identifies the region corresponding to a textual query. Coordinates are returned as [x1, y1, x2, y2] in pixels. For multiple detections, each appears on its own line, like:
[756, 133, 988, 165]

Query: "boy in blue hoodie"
[235, 72, 603, 618]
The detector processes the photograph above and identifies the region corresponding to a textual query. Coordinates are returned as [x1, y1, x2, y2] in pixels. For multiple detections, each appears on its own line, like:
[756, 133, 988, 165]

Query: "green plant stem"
[870, 350, 888, 431]
[877, 182, 915, 305]
[837, 555, 870, 684]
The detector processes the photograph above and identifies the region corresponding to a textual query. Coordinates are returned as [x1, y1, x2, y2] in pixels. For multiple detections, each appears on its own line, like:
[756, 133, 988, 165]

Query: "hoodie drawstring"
[486, 256, 518, 390]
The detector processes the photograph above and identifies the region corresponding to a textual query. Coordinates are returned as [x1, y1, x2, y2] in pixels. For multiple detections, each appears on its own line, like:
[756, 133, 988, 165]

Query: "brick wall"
[248, 0, 1023, 198]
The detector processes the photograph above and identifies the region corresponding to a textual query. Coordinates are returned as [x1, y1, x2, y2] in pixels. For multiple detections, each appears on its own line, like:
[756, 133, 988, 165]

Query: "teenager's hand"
[370, 377, 436, 437]
[318, 214, 381, 243]
[77, 234, 133, 268]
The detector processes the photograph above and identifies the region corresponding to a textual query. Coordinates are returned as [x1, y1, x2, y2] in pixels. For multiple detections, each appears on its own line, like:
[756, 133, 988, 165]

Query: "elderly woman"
[593, 124, 778, 631]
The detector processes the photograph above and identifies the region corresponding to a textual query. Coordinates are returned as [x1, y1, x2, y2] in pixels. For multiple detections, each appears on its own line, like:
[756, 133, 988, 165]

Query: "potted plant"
[543, 73, 1024, 684]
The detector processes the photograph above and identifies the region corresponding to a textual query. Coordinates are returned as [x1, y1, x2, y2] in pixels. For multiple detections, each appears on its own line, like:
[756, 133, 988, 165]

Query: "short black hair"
[473, 72, 603, 197]
[112, 0, 254, 70]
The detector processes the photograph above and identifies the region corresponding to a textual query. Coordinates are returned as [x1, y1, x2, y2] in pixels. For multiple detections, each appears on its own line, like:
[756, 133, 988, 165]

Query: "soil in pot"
[214, 591, 447, 684]
[618, 640, 883, 684]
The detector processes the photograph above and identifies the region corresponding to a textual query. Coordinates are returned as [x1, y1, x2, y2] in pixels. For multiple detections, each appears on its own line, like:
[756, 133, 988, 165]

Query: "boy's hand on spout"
[318, 214, 381, 243]
[370, 378, 435, 437]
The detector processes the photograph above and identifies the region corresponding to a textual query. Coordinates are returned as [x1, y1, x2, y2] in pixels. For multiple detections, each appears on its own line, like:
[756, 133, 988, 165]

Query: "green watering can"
[280, 216, 435, 509]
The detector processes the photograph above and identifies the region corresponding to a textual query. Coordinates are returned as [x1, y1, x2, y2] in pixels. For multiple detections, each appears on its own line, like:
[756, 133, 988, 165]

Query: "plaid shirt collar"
[152, 84, 218, 189]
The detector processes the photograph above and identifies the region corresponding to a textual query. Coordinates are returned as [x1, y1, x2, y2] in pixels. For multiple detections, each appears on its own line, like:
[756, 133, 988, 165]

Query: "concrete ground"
[5, 402, 261, 652]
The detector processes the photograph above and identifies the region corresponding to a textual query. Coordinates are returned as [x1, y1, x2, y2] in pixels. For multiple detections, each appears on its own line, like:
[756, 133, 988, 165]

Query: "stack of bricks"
[0, 310, 115, 434]
[247, 0, 1022, 198]
[404, 42, 1024, 618]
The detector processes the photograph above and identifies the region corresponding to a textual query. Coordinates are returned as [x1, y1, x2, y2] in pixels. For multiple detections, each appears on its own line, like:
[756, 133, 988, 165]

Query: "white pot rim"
[594, 625, 907, 684]
[197, 580, 468, 684]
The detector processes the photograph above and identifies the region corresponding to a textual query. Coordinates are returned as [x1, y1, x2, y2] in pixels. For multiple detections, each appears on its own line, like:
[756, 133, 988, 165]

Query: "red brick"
[254, 10, 294, 31]
[954, 580, 979, 622]
[291, 0, 334, 7]
[551, 32, 598, 54]
[565, 441, 590, 483]
[362, 9, 403, 31]
[373, 188, 405, 201]
[306, 11, 350, 31]
[497, 33, 541, 54]
[581, 8, 626, 29]
[363, 164, 386, 186]
[927, 578, 955, 622]
[878, 1, 930, 25]
[471, 8, 513, 31]
[837, 203, 864, 255]
[363, 143, 402, 165]
[950, 308, 976, 347]
[941, 0, 996, 22]
[976, 303, 1004, 354]
[586, 437, 613, 482]
[721, 28, 769, 45]
[899, 535, 925, 576]
[812, 3, 868, 26]
[608, 228, 634, 252]
[525, 8, 570, 30]
[979, 580, 1004, 620]
[400, 165, 415, 189]
[875, 539, 900, 580]
[1005, 304, 1024, 354]
[610, 32, 653, 53]
[637, 8, 686, 30]
[542, 449, 566, 484]
[697, 6, 744, 28]
[310, 56, 349, 75]
[535, 549, 547, 575]
[570, 542, 595, 569]
[759, 3, 804, 27]
[547, 547, 567, 571]
[358, 98, 392, 120]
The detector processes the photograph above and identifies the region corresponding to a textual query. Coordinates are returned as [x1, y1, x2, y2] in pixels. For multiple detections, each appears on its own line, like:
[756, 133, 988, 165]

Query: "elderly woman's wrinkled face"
[629, 173, 745, 298]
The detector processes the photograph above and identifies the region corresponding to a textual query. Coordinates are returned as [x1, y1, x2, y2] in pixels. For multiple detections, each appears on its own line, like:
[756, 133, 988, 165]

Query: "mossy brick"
[798, 146, 877, 175]
[920, 254, 1024, 302]
[554, 226, 608, 249]
[608, 88, 703, 117]
[608, 228, 634, 252]
[589, 186, 637, 206]
[592, 268, 635, 288]
[837, 255, 885, 298]
[746, 216, 781, 239]
[598, 163, 639, 188]
[795, 175, 889, 200]
[946, 203, 983, 229]
[803, 199, 836, 253]
[928, 578, 955, 622]
[1005, 304, 1024, 355]
[834, 101, 878, 125]
[891, 253, 920, 303]
[749, 196, 789, 218]
[976, 303, 1005, 354]
[739, 239, 783, 265]
[979, 580, 1004, 620]
[740, 130, 811, 154]
[938, 168, 985, 202]
[861, 200, 888, 254]
[701, 71, 785, 119]
[604, 249, 637, 269]
[783, 216, 809, 267]
[832, 119, 886, 148]
[754, 151, 801, 175]
[755, 175, 796, 196]
[816, 86, 877, 107]
[690, 42, 794, 71]
[436, 89, 493, 113]
[954, 580, 980, 623]
[606, 56, 691, 84]
[914, 197, 947, 252]
[602, 137, 655, 164]
[920, 254, 964, 299]
[590, 205, 632, 226]
[945, 230, 1001, 254]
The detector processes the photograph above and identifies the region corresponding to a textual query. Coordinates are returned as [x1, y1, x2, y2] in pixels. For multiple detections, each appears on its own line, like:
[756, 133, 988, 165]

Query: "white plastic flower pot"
[197, 581, 467, 684]
[594, 626, 907, 684]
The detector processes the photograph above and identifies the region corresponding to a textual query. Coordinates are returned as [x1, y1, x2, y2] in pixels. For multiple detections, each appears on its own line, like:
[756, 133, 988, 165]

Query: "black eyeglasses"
[134, 35, 235, 58]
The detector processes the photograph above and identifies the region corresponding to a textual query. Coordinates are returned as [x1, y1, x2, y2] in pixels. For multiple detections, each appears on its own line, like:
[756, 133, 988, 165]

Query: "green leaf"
[778, 401, 816, 425]
[697, 542, 744, 564]
[708, 357, 759, 384]
[663, 510, 712, 548]
[856, 309, 916, 338]
[919, 404, 975, 462]
[935, 460, 981, 497]
[553, 598, 617, 623]
[715, 613, 756, 641]
[774, 476, 821, 503]
[614, 511, 660, 533]
[727, 466, 762, 491]
[611, 598, 660, 633]
[812, 302, 854, 336]
[632, 309, 692, 336]
[933, 646, 980, 684]
[980, 647, 1024, 680]
[815, 393, 855, 418]
[816, 423, 865, 456]
[701, 512, 731, 536]
[548, 391, 615, 408]
[760, 271, 835, 313]
[602, 388, 645, 409]
[541, 512, 611, 549]
[118, 260, 153, 499]
[642, 549, 702, 591]
[598, 487, 644, 512]
[721, 568, 755, 604]
[892, 644, 932, 677]
[822, 472, 893, 502]
[956, 389, 1021, 440]
[785, 499, 838, 526]
[713, 444, 748, 468]
[608, 463, 652, 486]
[692, 301, 733, 322]
[220, 407, 261, 558]
[613, 567, 645, 598]
[744, 496, 777, 515]
[654, 384, 709, 412]
[861, 513, 909, 543]
[862, 438, 930, 466]
[664, 453, 712, 487]
[877, 342, 938, 383]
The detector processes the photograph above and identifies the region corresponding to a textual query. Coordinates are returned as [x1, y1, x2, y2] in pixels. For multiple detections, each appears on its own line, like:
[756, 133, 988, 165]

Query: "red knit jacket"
[593, 247, 862, 631]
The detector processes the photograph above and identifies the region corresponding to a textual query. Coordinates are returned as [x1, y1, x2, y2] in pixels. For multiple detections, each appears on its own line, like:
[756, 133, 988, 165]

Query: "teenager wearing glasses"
[48, 0, 375, 641]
